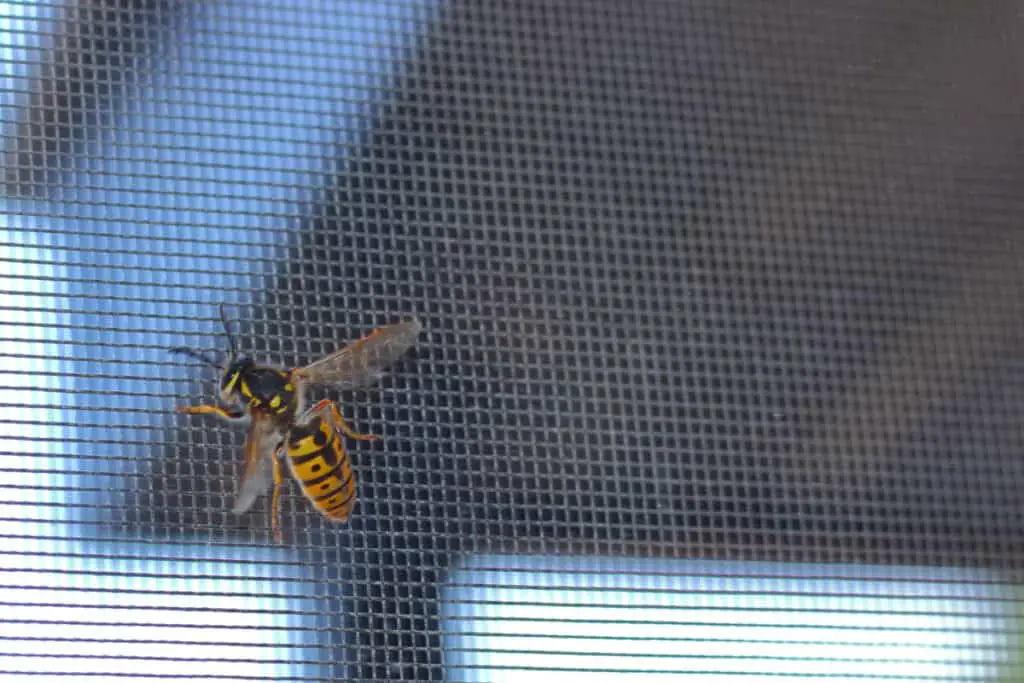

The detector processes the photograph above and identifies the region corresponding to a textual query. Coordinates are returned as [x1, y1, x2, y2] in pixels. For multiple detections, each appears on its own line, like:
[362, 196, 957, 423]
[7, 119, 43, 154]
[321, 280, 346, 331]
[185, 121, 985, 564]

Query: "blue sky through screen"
[0, 1, 434, 679]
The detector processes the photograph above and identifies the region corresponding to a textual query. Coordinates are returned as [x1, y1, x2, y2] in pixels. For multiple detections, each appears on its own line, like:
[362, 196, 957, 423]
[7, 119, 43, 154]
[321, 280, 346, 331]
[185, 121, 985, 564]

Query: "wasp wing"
[293, 319, 422, 391]
[232, 411, 285, 515]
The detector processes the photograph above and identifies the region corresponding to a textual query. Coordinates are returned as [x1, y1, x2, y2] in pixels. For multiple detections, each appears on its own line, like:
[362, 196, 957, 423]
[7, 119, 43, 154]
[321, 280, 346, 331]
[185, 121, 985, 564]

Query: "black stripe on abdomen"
[324, 488, 356, 515]
[312, 469, 354, 502]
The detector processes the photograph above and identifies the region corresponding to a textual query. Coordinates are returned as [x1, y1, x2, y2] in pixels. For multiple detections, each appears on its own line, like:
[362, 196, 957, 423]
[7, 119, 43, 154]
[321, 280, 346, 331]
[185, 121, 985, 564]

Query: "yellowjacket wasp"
[171, 305, 421, 542]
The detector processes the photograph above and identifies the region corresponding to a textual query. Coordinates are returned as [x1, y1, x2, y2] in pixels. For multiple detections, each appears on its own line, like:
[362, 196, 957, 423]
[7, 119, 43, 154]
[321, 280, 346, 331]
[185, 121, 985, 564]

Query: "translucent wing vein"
[295, 318, 422, 391]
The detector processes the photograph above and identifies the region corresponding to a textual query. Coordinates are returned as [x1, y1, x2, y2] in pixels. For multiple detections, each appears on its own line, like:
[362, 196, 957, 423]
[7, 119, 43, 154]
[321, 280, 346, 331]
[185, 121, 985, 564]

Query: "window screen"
[2, 1, 1023, 681]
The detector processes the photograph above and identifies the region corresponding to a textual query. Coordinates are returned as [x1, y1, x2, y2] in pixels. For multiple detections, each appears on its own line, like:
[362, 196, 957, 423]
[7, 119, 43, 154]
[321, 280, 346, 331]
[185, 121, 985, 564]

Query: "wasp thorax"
[218, 356, 296, 418]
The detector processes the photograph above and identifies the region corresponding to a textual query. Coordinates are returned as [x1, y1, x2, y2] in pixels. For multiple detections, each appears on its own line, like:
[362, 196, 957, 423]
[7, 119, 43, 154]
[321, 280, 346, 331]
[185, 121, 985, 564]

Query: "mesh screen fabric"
[1, 0, 1023, 681]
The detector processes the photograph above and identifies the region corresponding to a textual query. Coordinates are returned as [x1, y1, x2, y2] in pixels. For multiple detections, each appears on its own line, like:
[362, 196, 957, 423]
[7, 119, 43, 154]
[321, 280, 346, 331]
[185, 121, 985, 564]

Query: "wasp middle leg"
[270, 451, 286, 544]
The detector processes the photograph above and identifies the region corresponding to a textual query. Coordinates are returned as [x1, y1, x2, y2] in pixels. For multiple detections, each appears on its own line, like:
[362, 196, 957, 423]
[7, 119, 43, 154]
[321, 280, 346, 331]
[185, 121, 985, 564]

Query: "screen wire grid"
[1, 0, 1024, 682]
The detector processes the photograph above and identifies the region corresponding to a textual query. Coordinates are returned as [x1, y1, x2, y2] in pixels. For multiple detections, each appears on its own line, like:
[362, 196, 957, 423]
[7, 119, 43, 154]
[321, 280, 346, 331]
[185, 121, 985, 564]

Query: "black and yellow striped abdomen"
[284, 415, 356, 522]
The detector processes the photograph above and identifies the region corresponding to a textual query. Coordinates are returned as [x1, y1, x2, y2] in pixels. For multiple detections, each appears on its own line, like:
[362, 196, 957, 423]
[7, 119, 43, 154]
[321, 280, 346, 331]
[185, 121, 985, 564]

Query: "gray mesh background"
[2, 0, 1024, 681]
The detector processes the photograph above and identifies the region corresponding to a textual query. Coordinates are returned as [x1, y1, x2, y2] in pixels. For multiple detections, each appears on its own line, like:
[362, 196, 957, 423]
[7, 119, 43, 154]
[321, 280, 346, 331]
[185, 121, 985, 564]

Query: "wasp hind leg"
[305, 399, 378, 441]
[177, 405, 246, 421]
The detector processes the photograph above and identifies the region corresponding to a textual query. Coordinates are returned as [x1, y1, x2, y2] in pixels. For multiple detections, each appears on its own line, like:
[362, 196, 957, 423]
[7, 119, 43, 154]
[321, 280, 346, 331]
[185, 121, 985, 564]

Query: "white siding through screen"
[443, 555, 1009, 682]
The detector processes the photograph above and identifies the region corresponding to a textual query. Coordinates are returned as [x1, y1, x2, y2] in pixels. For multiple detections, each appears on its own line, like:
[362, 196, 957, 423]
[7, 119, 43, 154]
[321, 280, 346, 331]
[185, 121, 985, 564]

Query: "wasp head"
[171, 304, 252, 405]
[220, 354, 254, 403]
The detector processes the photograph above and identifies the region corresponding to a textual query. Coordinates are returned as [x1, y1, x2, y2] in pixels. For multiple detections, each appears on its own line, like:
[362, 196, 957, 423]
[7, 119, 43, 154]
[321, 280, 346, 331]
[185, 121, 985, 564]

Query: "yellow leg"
[177, 404, 246, 421]
[309, 399, 378, 441]
[271, 454, 285, 544]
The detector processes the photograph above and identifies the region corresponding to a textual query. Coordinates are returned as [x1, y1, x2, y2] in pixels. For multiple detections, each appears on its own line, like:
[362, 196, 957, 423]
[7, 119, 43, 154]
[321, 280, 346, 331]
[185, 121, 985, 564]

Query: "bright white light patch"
[0, 540, 326, 682]
[442, 555, 1010, 682]
[0, 229, 70, 528]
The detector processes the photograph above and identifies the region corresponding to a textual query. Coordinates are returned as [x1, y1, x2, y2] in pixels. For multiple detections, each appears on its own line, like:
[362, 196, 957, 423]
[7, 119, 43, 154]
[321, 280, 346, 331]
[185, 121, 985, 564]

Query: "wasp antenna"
[169, 346, 220, 368]
[219, 303, 239, 359]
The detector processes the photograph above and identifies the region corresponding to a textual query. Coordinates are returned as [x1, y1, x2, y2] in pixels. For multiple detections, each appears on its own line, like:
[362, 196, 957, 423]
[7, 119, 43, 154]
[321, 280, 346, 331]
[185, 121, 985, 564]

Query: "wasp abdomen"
[285, 416, 357, 522]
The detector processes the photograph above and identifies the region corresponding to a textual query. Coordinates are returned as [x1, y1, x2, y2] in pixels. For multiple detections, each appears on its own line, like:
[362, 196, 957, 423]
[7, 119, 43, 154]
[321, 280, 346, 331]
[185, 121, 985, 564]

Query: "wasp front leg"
[304, 399, 378, 441]
[176, 405, 247, 422]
